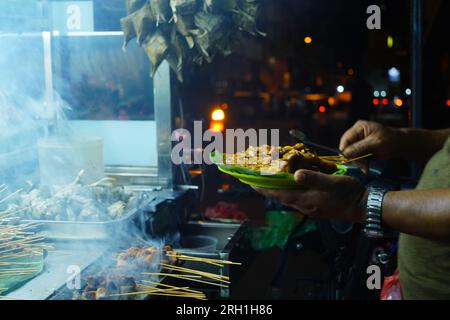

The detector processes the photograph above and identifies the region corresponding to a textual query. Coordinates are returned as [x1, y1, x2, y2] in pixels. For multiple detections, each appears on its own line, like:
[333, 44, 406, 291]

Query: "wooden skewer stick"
[0, 296, 29, 300]
[111, 287, 204, 297]
[136, 285, 205, 298]
[340, 153, 373, 164]
[109, 290, 206, 300]
[161, 263, 230, 281]
[0, 185, 8, 194]
[90, 177, 116, 187]
[137, 284, 192, 292]
[0, 266, 41, 272]
[168, 252, 242, 266]
[0, 271, 39, 276]
[0, 261, 42, 266]
[167, 254, 224, 267]
[144, 272, 202, 279]
[319, 155, 345, 159]
[159, 270, 230, 286]
[0, 252, 37, 261]
[169, 275, 229, 288]
[161, 262, 230, 279]
[161, 267, 230, 284]
[144, 271, 228, 288]
[0, 188, 23, 205]
[140, 280, 204, 294]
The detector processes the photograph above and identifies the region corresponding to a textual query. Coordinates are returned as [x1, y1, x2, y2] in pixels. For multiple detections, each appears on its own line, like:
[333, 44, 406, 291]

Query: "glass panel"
[0, 34, 46, 184]
[0, 1, 166, 178]
[51, 34, 155, 121]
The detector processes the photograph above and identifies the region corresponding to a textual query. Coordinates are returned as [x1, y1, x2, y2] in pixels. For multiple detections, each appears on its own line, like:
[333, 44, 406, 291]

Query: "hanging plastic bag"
[380, 268, 402, 300]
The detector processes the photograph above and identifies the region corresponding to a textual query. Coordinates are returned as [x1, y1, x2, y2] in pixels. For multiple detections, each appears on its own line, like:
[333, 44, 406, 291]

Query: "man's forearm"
[398, 128, 450, 162]
[382, 189, 450, 241]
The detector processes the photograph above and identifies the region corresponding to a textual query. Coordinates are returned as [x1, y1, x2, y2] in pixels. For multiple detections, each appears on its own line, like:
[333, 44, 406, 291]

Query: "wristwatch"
[364, 187, 387, 239]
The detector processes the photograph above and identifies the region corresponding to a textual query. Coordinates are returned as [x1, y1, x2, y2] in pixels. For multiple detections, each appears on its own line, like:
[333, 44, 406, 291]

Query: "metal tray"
[23, 195, 157, 241]
[24, 208, 140, 241]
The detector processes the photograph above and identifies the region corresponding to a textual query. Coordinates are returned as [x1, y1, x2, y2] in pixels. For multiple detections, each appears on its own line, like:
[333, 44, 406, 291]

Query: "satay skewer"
[141, 280, 204, 294]
[340, 153, 373, 164]
[160, 263, 230, 282]
[167, 251, 242, 266]
[0, 189, 23, 205]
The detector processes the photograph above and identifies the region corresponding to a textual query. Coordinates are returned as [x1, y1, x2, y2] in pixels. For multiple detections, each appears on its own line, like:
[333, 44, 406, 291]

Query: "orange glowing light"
[394, 98, 403, 107]
[211, 109, 225, 121]
[188, 169, 203, 176]
[328, 97, 336, 106]
[382, 98, 389, 106]
[347, 68, 354, 76]
[446, 99, 450, 107]
[304, 36, 312, 44]
[304, 93, 327, 101]
[210, 121, 224, 132]
[373, 98, 380, 105]
[318, 106, 326, 113]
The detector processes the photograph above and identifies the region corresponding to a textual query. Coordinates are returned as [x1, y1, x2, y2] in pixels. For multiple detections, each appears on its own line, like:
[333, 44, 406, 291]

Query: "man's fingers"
[342, 138, 375, 159]
[294, 170, 336, 189]
[339, 123, 366, 151]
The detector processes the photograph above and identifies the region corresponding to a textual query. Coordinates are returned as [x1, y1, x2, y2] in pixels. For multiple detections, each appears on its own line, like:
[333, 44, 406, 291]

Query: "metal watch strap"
[364, 187, 387, 239]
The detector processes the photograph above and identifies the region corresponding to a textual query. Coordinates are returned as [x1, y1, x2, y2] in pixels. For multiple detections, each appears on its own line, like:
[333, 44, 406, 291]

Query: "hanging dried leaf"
[232, 0, 265, 36]
[125, 0, 146, 14]
[192, 31, 213, 62]
[120, 14, 137, 48]
[150, 0, 172, 26]
[175, 14, 196, 48]
[121, 0, 265, 82]
[170, 0, 198, 16]
[134, 3, 158, 45]
[142, 29, 170, 76]
[203, 0, 238, 13]
[171, 27, 186, 68]
[215, 32, 233, 57]
[194, 11, 226, 38]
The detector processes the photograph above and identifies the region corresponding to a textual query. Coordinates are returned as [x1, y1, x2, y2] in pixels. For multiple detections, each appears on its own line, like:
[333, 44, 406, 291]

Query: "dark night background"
[85, 0, 450, 141]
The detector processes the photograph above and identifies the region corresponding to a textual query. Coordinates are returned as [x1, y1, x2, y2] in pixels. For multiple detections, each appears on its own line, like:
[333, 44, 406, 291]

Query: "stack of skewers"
[0, 219, 49, 295]
[0, 185, 49, 295]
[318, 153, 373, 165]
[104, 247, 240, 300]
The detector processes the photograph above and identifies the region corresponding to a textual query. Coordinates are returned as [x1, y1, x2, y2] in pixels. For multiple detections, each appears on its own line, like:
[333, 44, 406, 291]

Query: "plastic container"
[180, 235, 218, 252]
[37, 136, 104, 186]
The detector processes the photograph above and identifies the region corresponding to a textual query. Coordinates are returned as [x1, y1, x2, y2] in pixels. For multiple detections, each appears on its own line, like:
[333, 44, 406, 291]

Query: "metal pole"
[411, 0, 423, 128]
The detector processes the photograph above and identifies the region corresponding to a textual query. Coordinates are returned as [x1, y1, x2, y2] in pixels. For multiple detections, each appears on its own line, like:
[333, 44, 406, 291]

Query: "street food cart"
[0, 0, 246, 300]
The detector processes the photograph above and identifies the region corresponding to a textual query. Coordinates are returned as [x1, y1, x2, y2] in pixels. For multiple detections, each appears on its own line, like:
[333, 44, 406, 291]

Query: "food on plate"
[223, 143, 338, 175]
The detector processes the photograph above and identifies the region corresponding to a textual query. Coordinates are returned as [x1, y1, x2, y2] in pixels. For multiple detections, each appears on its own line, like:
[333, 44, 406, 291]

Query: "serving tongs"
[289, 129, 375, 169]
[289, 129, 342, 155]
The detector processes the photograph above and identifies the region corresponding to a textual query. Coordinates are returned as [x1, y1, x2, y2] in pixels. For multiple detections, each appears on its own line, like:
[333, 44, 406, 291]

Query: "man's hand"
[340, 120, 450, 166]
[339, 120, 403, 160]
[254, 170, 368, 223]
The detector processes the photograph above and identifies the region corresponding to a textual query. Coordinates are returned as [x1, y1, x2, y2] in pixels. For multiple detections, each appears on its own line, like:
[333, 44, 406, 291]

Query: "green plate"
[211, 151, 347, 190]
[0, 251, 45, 296]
